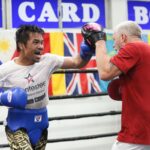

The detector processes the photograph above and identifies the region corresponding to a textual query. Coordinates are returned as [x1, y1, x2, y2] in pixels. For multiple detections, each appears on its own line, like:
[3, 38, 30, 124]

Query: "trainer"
[81, 21, 150, 150]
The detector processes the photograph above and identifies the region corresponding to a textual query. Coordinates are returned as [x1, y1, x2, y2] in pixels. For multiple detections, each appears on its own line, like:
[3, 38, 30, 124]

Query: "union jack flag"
[63, 32, 101, 95]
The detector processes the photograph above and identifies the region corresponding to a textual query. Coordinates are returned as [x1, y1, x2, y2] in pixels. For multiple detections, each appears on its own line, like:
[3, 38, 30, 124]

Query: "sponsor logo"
[25, 81, 46, 93]
[34, 115, 42, 122]
[7, 90, 13, 103]
[25, 73, 34, 84]
[27, 93, 46, 104]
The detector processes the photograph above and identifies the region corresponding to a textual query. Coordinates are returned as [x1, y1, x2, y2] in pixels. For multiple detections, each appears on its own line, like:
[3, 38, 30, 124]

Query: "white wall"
[0, 96, 121, 150]
[105, 0, 128, 29]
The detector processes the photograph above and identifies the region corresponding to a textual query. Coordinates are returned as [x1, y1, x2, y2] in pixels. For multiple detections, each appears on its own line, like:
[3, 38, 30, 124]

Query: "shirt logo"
[25, 73, 34, 84]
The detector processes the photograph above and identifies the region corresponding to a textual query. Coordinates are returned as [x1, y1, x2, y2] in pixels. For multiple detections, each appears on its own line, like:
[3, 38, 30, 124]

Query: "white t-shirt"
[0, 53, 64, 109]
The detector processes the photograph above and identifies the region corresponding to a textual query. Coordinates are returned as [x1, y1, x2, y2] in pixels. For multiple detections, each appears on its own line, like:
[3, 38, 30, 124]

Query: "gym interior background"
[0, 0, 150, 150]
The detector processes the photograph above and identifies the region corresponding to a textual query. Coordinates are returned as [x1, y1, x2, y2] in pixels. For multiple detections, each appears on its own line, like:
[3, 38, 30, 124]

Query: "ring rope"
[0, 111, 120, 147]
[53, 69, 98, 74]
[49, 111, 121, 121]
[47, 132, 118, 143]
[0, 132, 118, 148]
[49, 92, 108, 100]
[0, 110, 121, 125]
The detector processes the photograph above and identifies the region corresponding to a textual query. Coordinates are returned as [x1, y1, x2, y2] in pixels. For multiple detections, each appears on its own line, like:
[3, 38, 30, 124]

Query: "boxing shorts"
[6, 107, 49, 146]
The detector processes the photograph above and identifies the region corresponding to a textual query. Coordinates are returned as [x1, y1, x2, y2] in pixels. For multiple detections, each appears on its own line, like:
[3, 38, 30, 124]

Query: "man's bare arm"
[61, 54, 89, 69]
[95, 40, 122, 80]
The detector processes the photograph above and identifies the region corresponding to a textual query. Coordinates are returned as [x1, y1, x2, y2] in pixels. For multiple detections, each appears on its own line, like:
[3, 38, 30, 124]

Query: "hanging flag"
[49, 32, 66, 96]
[63, 32, 101, 95]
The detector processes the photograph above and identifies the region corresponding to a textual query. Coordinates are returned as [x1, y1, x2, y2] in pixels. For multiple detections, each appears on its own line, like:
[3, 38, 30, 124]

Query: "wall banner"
[61, 0, 105, 28]
[11, 0, 105, 28]
[128, 1, 150, 30]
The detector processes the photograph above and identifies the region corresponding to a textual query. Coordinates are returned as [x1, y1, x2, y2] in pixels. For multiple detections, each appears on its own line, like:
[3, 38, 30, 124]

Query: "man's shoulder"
[41, 53, 64, 60]
[40, 53, 64, 64]
[0, 60, 13, 67]
[126, 41, 147, 47]
[42, 53, 57, 58]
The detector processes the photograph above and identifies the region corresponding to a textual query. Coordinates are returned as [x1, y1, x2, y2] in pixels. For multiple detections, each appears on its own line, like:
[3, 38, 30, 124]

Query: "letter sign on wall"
[11, 0, 58, 28]
[10, 0, 105, 28]
[128, 1, 150, 30]
[61, 0, 105, 28]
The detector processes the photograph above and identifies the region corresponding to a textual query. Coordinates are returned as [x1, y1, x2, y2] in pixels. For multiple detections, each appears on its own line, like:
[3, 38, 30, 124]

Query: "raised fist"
[81, 22, 106, 49]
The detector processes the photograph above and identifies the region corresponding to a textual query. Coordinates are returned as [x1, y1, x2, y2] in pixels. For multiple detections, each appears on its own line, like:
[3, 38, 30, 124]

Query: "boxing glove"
[80, 41, 94, 61]
[81, 22, 106, 49]
[0, 87, 27, 109]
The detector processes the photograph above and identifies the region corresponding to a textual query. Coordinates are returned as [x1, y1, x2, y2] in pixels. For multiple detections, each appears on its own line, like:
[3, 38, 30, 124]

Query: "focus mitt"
[107, 78, 122, 101]
[81, 22, 106, 49]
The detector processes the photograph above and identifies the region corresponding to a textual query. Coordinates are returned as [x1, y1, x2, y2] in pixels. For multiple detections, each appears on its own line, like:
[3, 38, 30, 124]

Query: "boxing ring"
[0, 69, 121, 150]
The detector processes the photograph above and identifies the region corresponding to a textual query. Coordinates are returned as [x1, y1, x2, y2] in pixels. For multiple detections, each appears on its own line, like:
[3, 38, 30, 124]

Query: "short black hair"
[16, 24, 44, 51]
